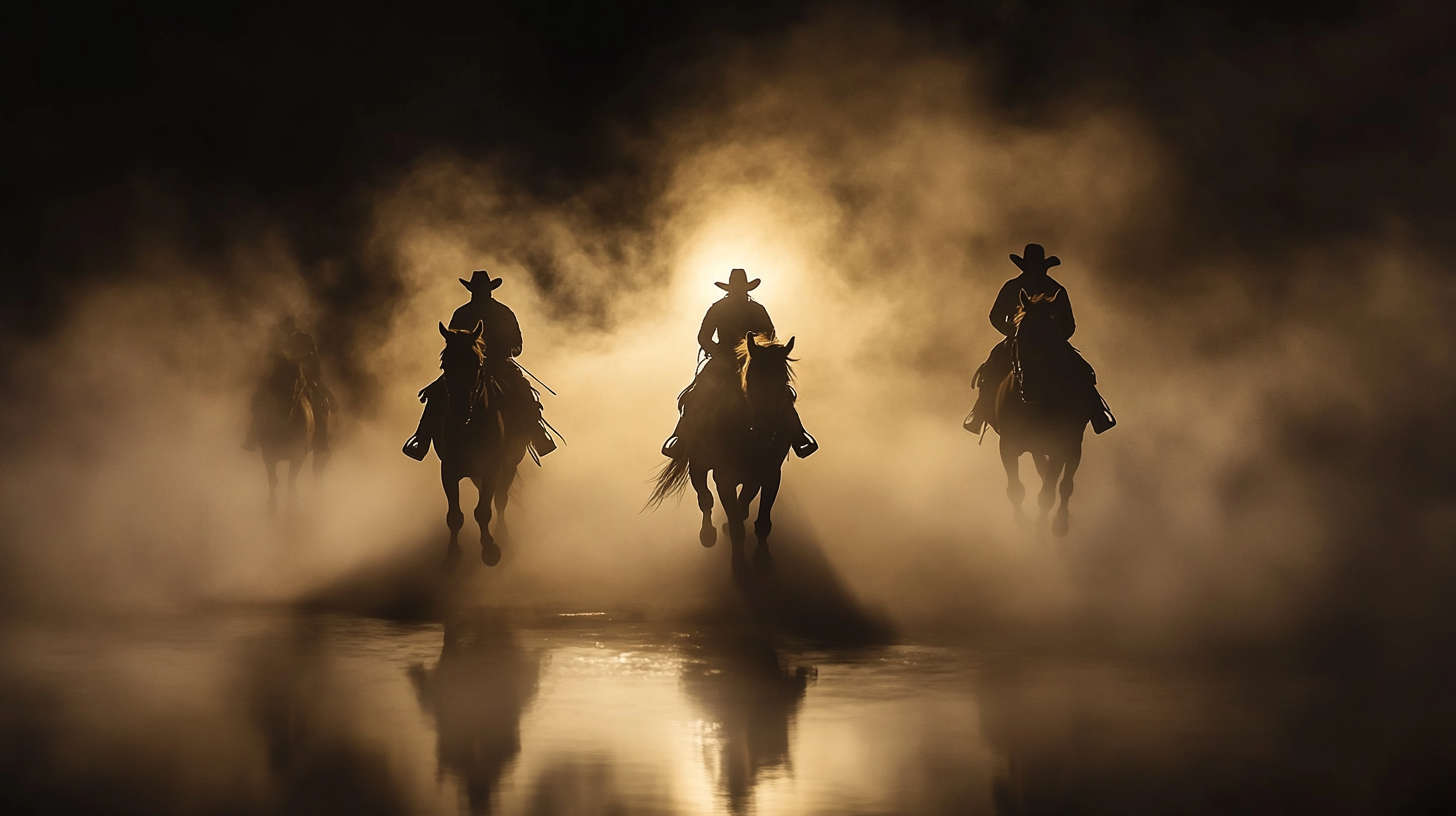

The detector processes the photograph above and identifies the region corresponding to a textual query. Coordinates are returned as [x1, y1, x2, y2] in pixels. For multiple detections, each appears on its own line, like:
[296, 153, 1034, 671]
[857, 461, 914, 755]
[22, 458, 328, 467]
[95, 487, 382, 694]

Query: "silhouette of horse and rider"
[965, 244, 1116, 534]
[244, 315, 334, 512]
[649, 268, 818, 574]
[246, 244, 1114, 556]
[403, 271, 561, 569]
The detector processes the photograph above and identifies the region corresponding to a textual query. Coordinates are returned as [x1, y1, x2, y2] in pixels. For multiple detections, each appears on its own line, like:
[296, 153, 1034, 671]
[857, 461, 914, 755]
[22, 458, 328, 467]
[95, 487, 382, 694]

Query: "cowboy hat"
[715, 268, 760, 293]
[459, 270, 504, 292]
[1010, 244, 1060, 274]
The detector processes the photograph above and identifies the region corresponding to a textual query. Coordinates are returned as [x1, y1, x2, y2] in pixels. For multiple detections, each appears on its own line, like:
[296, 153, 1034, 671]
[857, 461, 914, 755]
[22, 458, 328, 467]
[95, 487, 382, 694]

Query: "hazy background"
[3, 1, 1454, 656]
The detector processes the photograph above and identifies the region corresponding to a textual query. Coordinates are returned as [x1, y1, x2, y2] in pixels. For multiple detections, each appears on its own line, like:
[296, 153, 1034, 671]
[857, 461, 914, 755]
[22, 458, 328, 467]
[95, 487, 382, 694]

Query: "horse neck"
[744, 366, 789, 428]
[443, 358, 485, 418]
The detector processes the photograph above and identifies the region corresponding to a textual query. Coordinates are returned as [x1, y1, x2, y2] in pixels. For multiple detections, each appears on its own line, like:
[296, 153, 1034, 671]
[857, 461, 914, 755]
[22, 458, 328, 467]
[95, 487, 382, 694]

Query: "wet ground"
[2, 608, 1454, 815]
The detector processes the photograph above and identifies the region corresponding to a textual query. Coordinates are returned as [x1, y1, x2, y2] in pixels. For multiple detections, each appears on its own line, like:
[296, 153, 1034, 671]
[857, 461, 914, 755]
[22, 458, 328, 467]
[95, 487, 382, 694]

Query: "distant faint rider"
[243, 314, 333, 453]
[964, 244, 1114, 435]
[403, 271, 557, 461]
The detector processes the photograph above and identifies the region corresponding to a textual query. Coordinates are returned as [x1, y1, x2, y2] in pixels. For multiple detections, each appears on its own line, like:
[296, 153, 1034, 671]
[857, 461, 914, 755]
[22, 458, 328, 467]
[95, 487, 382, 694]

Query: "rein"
[444, 352, 490, 424]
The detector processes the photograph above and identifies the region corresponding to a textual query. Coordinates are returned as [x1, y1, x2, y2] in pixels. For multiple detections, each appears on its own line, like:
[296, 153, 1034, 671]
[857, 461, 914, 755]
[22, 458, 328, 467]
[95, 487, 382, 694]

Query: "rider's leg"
[787, 405, 818, 458]
[404, 377, 445, 460]
[968, 341, 1012, 434]
[1090, 387, 1116, 434]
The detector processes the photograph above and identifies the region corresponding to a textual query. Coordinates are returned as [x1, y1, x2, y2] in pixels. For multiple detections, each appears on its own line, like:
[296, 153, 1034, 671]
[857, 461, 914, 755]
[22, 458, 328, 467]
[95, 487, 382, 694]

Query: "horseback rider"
[243, 314, 333, 452]
[402, 271, 556, 461]
[965, 244, 1115, 435]
[662, 268, 818, 459]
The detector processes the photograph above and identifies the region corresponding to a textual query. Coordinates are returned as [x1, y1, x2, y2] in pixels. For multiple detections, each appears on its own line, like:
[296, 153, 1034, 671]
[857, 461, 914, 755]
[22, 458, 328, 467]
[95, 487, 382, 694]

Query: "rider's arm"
[697, 307, 721, 355]
[506, 311, 524, 357]
[1054, 288, 1076, 340]
[756, 304, 776, 341]
[989, 283, 1018, 337]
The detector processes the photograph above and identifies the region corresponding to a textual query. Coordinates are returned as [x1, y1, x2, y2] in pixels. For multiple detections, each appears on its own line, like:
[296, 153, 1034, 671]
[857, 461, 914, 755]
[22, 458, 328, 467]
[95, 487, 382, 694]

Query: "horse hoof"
[481, 542, 502, 567]
[753, 545, 774, 574]
[700, 526, 717, 548]
[443, 545, 462, 573]
[1052, 514, 1069, 537]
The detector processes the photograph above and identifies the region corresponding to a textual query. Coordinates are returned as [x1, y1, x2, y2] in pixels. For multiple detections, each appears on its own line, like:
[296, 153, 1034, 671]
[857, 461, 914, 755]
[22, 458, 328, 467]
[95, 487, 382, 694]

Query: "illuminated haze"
[2, 9, 1452, 655]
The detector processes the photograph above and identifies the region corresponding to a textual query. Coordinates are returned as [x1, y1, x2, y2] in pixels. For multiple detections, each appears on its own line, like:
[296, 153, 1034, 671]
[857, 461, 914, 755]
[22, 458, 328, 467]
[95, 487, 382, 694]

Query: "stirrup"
[791, 432, 819, 459]
[402, 435, 429, 461]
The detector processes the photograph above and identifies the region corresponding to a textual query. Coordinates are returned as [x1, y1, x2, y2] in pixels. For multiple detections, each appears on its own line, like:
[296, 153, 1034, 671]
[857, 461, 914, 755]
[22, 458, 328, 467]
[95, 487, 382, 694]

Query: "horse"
[251, 352, 327, 512]
[993, 290, 1096, 536]
[650, 333, 799, 572]
[432, 321, 531, 570]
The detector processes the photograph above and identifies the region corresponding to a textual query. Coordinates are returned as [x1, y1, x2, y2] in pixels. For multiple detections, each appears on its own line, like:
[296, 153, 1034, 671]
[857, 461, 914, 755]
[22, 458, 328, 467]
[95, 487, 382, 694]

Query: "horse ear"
[439, 322, 449, 339]
[1046, 290, 1060, 303]
[745, 331, 758, 354]
[1018, 288, 1030, 307]
[784, 336, 795, 354]
[470, 320, 483, 341]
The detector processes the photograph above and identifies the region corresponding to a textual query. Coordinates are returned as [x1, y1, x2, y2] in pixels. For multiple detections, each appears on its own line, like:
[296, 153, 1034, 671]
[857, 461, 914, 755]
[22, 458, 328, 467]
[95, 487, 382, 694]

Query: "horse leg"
[1035, 453, 1059, 523]
[494, 450, 521, 545]
[442, 469, 464, 571]
[715, 473, 747, 555]
[1053, 444, 1082, 537]
[287, 457, 303, 506]
[472, 474, 501, 566]
[690, 460, 716, 547]
[751, 468, 781, 573]
[1000, 440, 1028, 526]
[265, 457, 279, 514]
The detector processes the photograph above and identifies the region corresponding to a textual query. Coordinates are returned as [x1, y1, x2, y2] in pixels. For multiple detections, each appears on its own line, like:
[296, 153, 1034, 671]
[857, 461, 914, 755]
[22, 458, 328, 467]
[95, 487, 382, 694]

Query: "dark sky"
[3, 0, 1452, 339]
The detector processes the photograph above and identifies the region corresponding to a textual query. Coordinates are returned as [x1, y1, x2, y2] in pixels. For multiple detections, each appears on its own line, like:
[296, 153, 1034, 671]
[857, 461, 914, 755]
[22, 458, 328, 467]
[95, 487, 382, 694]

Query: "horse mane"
[439, 333, 488, 367]
[1013, 293, 1059, 333]
[737, 335, 796, 392]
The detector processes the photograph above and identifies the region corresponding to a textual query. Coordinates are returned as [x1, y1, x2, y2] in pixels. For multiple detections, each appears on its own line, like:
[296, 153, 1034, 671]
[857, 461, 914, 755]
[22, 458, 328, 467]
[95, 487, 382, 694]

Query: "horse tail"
[645, 454, 691, 510]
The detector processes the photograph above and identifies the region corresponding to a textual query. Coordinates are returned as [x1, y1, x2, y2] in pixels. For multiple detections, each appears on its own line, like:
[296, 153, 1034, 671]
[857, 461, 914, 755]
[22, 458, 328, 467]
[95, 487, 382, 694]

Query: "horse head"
[1013, 289, 1063, 342]
[741, 333, 797, 436]
[439, 321, 487, 412]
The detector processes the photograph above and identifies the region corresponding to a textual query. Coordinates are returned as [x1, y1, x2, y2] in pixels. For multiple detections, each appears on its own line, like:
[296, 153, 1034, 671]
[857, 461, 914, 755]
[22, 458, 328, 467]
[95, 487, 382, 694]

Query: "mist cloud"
[2, 8, 1452, 657]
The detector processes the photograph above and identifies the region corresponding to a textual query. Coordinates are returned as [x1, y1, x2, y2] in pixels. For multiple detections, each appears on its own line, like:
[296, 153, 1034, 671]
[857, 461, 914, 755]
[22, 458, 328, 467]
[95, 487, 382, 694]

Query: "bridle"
[443, 346, 490, 424]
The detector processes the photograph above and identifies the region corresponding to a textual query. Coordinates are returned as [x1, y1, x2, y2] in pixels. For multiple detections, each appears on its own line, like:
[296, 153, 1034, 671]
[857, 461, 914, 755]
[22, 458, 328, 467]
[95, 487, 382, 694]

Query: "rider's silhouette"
[966, 244, 1114, 435]
[403, 271, 556, 461]
[662, 268, 817, 459]
[243, 314, 333, 452]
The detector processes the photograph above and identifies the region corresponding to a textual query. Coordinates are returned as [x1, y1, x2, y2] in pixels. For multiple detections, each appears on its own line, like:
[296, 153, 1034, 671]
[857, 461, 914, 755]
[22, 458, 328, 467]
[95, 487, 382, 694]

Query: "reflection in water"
[679, 632, 816, 814]
[244, 620, 415, 814]
[409, 612, 541, 815]
[2, 612, 1456, 814]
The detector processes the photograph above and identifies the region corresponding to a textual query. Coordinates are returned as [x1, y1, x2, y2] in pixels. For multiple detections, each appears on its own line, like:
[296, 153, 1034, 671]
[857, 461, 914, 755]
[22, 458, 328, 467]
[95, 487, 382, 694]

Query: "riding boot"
[1091, 389, 1117, 434]
[787, 406, 818, 458]
[403, 379, 444, 461]
[964, 384, 995, 435]
[402, 409, 433, 461]
[661, 414, 688, 458]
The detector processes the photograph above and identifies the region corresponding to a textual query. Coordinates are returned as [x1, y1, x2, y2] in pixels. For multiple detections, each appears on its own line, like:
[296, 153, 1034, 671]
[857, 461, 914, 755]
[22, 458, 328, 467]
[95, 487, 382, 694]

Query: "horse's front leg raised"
[1053, 444, 1082, 537]
[1000, 441, 1029, 527]
[689, 460, 716, 547]
[472, 474, 501, 566]
[442, 468, 464, 571]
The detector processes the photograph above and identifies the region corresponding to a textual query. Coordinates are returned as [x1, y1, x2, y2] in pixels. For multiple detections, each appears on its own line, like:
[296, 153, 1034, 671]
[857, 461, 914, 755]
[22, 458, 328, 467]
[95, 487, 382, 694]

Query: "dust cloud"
[2, 9, 1451, 655]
